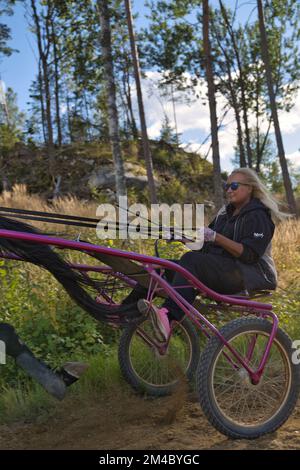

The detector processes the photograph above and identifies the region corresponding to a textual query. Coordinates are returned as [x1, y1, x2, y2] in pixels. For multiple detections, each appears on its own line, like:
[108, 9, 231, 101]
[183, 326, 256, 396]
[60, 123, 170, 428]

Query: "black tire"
[197, 317, 300, 439]
[119, 316, 200, 397]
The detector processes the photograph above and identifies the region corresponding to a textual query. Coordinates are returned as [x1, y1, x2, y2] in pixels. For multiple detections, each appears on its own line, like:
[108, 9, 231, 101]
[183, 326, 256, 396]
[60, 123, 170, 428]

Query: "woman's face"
[225, 172, 253, 206]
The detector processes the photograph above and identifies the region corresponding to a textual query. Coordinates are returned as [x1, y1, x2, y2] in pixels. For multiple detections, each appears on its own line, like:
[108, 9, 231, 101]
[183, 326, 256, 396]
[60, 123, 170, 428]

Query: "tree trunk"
[257, 0, 297, 215]
[30, 0, 55, 176]
[240, 80, 253, 168]
[97, 0, 127, 198]
[212, 23, 246, 167]
[202, 0, 223, 208]
[170, 83, 179, 147]
[122, 59, 138, 140]
[124, 0, 157, 204]
[233, 100, 246, 168]
[38, 63, 47, 144]
[219, 0, 253, 168]
[66, 92, 75, 143]
[84, 90, 91, 141]
[255, 78, 260, 172]
[51, 20, 62, 147]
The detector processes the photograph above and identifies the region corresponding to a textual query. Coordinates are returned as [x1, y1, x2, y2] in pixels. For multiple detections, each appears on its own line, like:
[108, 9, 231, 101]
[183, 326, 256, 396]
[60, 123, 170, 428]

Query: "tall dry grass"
[272, 218, 300, 288]
[0, 184, 104, 254]
[0, 184, 99, 226]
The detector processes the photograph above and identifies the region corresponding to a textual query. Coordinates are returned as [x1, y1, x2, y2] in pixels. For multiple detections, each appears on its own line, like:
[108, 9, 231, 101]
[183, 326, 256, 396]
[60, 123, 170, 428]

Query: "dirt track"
[0, 384, 300, 450]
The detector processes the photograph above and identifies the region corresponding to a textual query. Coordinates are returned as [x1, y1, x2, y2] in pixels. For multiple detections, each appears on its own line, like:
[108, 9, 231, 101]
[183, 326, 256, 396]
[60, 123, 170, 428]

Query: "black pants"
[123, 251, 245, 321]
[162, 251, 245, 320]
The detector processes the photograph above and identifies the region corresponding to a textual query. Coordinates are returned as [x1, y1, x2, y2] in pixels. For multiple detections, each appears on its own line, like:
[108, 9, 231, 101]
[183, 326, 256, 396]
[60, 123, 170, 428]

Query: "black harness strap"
[0, 206, 197, 238]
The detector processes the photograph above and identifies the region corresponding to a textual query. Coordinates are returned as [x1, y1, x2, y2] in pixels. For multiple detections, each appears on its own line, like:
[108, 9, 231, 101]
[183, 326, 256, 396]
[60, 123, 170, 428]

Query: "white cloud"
[278, 89, 300, 135]
[286, 150, 300, 170]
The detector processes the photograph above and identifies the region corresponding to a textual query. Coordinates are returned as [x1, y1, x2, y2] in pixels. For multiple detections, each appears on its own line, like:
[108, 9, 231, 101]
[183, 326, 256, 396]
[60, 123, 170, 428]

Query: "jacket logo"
[254, 232, 264, 238]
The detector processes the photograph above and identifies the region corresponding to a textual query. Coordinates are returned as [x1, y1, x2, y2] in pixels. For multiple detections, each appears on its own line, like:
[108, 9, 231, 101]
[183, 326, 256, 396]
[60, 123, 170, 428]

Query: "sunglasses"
[223, 181, 250, 191]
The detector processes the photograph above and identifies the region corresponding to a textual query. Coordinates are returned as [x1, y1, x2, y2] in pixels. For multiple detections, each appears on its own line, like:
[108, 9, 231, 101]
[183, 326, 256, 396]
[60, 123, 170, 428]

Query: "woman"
[137, 167, 288, 342]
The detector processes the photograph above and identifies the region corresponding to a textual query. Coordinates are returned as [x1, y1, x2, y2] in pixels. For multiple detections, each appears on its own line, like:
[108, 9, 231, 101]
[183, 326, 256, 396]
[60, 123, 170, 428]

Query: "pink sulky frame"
[0, 228, 278, 386]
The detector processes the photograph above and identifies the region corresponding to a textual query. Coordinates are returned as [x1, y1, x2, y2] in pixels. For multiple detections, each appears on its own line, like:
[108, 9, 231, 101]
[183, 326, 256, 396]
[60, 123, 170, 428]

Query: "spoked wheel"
[197, 317, 300, 439]
[118, 316, 200, 396]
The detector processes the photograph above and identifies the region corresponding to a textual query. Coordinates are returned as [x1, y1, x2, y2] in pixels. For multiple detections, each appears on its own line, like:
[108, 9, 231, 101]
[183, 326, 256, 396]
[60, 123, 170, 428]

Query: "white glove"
[198, 227, 217, 243]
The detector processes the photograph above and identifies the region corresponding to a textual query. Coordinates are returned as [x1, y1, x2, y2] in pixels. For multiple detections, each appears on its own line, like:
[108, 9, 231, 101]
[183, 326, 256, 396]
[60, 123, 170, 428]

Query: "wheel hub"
[237, 367, 262, 388]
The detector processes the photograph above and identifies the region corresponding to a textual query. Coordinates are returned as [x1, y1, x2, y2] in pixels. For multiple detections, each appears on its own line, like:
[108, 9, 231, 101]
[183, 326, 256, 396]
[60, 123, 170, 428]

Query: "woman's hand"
[167, 228, 217, 245]
[204, 227, 217, 242]
[198, 227, 217, 242]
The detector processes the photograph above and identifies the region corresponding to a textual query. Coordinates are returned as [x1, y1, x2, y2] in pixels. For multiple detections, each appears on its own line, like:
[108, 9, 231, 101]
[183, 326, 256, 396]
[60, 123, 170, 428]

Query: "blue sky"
[0, 0, 299, 172]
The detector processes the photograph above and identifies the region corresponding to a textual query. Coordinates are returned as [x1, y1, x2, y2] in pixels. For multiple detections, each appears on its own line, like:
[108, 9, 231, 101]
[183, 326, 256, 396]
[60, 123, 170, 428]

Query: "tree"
[124, 0, 157, 203]
[202, 0, 223, 208]
[25, 0, 56, 177]
[51, 18, 62, 146]
[210, 8, 247, 167]
[257, 0, 297, 216]
[159, 113, 180, 145]
[217, 0, 253, 168]
[97, 0, 127, 198]
[0, 86, 25, 155]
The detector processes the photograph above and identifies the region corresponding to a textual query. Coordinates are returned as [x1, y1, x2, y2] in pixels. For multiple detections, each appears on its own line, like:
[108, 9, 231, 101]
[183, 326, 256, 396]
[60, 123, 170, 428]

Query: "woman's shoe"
[137, 299, 170, 342]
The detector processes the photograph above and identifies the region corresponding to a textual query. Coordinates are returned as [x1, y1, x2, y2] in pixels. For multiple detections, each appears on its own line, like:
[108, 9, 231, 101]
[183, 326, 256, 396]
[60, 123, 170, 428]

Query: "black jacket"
[206, 197, 277, 292]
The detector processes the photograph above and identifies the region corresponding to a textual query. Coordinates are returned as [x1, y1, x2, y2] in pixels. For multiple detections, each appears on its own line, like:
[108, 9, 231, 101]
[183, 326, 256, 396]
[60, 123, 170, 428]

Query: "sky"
[0, 0, 300, 173]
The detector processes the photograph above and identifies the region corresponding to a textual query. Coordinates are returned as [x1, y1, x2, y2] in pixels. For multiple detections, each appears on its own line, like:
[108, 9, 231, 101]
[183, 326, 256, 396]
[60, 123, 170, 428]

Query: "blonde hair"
[230, 167, 291, 222]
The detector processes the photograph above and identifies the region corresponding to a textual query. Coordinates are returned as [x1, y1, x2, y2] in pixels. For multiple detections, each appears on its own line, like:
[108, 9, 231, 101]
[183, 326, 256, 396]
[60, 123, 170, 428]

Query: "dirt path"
[0, 385, 300, 450]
